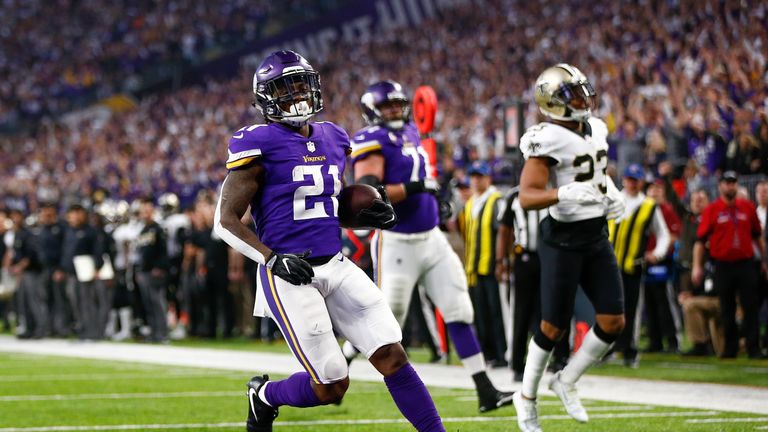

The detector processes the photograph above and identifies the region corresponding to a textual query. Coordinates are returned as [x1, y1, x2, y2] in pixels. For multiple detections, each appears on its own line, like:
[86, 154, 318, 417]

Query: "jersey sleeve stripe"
[226, 148, 262, 163]
[350, 143, 382, 158]
[226, 157, 258, 170]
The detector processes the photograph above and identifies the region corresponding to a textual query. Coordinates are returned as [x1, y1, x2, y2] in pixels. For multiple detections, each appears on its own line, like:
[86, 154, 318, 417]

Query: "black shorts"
[111, 270, 132, 308]
[538, 217, 624, 329]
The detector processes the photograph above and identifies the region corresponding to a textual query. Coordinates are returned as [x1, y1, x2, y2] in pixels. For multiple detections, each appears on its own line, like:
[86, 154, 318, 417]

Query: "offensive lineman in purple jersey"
[343, 80, 515, 412]
[214, 51, 445, 432]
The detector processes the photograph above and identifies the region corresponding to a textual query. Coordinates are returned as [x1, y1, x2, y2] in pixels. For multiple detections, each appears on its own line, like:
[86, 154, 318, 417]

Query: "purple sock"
[264, 372, 322, 408]
[384, 363, 445, 432]
[446, 322, 482, 359]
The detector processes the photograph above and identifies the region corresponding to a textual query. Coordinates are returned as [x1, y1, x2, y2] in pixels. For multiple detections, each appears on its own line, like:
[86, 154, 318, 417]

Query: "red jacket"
[697, 197, 761, 262]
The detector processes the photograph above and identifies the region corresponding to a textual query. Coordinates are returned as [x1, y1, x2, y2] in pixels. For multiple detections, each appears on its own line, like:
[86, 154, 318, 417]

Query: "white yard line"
[0, 411, 723, 432]
[0, 389, 451, 402]
[686, 417, 768, 424]
[0, 391, 241, 402]
[1, 336, 767, 415]
[0, 372, 240, 382]
[0, 391, 658, 408]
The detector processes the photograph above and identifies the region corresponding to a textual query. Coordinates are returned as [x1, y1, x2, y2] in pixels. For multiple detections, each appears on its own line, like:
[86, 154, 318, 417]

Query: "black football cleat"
[246, 375, 278, 432]
[479, 388, 516, 413]
[473, 371, 515, 413]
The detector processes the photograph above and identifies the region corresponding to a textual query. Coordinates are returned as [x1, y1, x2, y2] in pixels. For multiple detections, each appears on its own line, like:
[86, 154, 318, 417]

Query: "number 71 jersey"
[350, 123, 439, 233]
[225, 121, 349, 257]
[520, 117, 609, 223]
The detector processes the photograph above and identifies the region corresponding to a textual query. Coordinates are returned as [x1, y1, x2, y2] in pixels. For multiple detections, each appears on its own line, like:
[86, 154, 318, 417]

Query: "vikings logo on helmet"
[252, 50, 323, 127]
[360, 80, 411, 130]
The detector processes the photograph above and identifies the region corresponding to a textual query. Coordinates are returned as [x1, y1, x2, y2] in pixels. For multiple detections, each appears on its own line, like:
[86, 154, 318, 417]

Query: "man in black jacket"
[38, 203, 69, 336]
[10, 210, 48, 338]
[60, 204, 104, 340]
[136, 198, 170, 343]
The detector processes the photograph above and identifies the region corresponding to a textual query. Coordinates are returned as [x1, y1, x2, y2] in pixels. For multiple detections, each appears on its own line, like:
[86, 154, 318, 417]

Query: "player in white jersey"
[108, 202, 140, 341]
[511, 64, 627, 432]
[158, 193, 191, 339]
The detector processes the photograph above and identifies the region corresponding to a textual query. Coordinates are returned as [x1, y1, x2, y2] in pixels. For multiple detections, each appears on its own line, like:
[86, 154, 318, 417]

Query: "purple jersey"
[350, 122, 439, 234]
[226, 121, 350, 257]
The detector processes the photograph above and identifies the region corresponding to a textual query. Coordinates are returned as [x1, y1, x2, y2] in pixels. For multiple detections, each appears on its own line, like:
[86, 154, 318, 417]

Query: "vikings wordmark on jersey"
[520, 117, 610, 223]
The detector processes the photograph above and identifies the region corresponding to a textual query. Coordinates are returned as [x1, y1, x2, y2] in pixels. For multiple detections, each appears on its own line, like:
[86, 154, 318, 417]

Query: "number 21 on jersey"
[292, 164, 341, 220]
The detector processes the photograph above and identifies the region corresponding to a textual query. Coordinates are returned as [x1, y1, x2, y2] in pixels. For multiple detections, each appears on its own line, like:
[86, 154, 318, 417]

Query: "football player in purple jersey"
[344, 80, 515, 413]
[214, 51, 445, 432]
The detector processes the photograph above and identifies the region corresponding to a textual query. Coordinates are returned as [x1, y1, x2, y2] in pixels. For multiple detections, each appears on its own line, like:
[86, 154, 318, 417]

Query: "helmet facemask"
[360, 81, 411, 130]
[254, 70, 323, 127]
[551, 80, 596, 122]
[361, 95, 410, 130]
[535, 64, 598, 123]
[376, 99, 410, 130]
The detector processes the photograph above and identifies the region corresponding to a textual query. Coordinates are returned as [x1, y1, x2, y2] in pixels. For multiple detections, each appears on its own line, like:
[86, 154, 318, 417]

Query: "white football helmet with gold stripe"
[534, 64, 596, 122]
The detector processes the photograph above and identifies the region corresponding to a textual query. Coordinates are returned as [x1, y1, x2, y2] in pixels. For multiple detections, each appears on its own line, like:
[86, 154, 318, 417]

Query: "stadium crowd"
[1, 0, 767, 360]
[1, 0, 767, 210]
[0, 0, 350, 130]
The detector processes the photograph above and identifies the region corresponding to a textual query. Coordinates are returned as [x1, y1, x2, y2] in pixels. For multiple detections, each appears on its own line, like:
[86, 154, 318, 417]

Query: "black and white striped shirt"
[499, 187, 546, 252]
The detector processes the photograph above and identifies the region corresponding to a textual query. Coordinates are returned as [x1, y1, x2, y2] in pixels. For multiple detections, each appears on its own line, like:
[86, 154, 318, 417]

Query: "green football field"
[1, 351, 766, 432]
[169, 337, 768, 387]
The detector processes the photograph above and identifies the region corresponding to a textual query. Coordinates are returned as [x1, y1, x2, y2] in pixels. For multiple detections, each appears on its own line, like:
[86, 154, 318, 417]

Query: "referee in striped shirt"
[497, 187, 569, 381]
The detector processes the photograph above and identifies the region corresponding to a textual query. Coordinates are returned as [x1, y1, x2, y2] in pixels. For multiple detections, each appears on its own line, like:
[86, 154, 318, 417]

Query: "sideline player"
[512, 64, 626, 432]
[345, 80, 514, 412]
[214, 51, 445, 432]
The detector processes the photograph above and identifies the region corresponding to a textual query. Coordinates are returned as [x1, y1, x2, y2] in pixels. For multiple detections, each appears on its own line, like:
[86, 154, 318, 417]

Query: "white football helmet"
[534, 63, 596, 122]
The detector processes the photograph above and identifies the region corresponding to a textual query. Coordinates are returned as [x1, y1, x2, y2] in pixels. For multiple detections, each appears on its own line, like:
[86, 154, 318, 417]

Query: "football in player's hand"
[338, 184, 382, 227]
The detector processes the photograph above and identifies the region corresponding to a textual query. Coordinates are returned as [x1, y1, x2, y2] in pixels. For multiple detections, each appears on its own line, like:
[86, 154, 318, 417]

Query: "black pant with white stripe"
[511, 251, 570, 374]
[511, 251, 540, 373]
[615, 272, 641, 361]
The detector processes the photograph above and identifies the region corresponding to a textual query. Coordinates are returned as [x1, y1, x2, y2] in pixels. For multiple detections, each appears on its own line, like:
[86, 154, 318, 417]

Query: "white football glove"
[605, 194, 626, 220]
[604, 176, 626, 220]
[557, 182, 604, 205]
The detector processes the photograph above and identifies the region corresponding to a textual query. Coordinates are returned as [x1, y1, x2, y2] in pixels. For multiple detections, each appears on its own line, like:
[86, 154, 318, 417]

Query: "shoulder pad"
[350, 126, 387, 161]
[520, 122, 565, 162]
[588, 117, 609, 138]
[226, 124, 268, 170]
[318, 121, 351, 149]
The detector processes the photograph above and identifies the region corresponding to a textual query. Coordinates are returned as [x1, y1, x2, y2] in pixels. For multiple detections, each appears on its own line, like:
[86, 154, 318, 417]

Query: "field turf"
[1, 351, 766, 432]
[170, 337, 768, 387]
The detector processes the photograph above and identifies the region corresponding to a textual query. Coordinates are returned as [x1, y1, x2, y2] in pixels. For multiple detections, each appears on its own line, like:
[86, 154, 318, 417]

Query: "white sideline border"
[1, 336, 767, 415]
[0, 411, 731, 432]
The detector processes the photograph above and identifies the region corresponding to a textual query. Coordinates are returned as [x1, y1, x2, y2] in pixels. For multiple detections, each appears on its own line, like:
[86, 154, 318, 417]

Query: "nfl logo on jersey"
[306, 141, 316, 152]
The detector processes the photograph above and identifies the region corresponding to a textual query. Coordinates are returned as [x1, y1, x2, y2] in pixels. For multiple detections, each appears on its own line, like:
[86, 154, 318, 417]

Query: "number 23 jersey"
[520, 117, 609, 223]
[225, 121, 350, 257]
